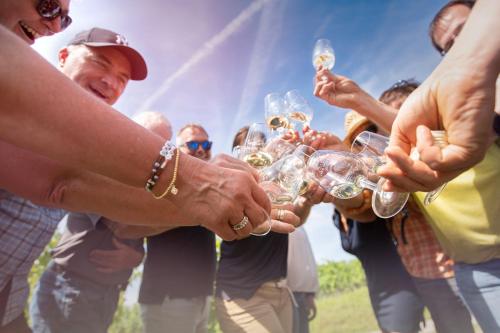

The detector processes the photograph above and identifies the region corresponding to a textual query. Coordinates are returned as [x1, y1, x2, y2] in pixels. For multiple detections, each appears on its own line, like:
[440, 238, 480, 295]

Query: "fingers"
[378, 146, 439, 192]
[270, 220, 296, 234]
[212, 154, 260, 182]
[271, 206, 301, 227]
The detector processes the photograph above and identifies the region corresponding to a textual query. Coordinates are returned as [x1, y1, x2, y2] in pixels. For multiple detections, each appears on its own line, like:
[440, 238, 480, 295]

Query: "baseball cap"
[67, 27, 147, 80]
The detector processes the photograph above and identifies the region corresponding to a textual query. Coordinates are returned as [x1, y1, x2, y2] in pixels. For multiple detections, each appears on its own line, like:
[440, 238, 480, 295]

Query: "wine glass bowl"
[312, 39, 335, 71]
[284, 90, 314, 133]
[264, 93, 289, 132]
[307, 149, 409, 218]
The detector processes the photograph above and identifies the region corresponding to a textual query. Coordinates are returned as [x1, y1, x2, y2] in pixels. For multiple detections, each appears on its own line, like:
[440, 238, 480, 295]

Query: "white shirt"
[287, 226, 319, 293]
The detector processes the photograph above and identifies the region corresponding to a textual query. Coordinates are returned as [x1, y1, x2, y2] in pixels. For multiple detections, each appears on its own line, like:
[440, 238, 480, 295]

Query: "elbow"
[46, 177, 69, 207]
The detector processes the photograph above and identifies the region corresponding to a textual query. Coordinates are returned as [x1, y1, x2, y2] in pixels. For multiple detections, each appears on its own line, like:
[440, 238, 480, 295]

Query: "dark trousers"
[292, 292, 310, 333]
[0, 315, 32, 333]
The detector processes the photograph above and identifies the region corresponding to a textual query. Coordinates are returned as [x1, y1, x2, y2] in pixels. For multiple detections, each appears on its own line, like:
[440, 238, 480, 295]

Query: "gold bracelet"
[153, 149, 180, 199]
[344, 189, 371, 215]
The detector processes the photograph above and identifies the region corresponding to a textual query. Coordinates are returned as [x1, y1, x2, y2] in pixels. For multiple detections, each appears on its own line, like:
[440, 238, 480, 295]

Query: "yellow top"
[414, 143, 500, 264]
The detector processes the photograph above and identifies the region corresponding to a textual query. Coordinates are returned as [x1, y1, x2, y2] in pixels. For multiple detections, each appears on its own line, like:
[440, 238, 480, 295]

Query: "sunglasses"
[184, 140, 212, 151]
[37, 0, 72, 30]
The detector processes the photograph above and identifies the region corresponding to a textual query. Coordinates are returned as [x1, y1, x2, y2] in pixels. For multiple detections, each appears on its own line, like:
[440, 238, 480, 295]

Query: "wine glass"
[351, 131, 389, 181]
[259, 146, 310, 205]
[284, 90, 314, 133]
[263, 137, 296, 162]
[264, 93, 289, 133]
[422, 130, 448, 205]
[306, 150, 409, 218]
[238, 123, 274, 169]
[312, 39, 335, 71]
[250, 213, 273, 236]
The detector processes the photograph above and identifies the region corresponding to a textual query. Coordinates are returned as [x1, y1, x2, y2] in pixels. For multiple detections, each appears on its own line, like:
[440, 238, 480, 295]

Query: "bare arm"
[0, 26, 273, 240]
[381, 0, 500, 191]
[313, 71, 397, 133]
[0, 140, 190, 226]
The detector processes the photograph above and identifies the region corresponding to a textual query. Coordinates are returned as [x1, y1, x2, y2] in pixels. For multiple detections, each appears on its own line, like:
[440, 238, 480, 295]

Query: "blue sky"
[34, 0, 447, 264]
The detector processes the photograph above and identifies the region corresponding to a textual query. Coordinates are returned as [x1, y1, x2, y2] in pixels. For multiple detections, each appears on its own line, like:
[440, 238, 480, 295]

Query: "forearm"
[62, 171, 190, 226]
[449, 0, 500, 77]
[0, 26, 166, 189]
[105, 220, 174, 239]
[354, 90, 397, 133]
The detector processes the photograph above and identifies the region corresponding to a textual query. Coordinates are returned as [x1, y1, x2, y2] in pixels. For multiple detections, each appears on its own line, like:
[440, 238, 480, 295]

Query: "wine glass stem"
[358, 177, 377, 192]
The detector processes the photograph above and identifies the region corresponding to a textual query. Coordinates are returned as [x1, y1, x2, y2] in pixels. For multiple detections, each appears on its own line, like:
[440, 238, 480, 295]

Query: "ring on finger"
[277, 209, 285, 221]
[231, 216, 249, 231]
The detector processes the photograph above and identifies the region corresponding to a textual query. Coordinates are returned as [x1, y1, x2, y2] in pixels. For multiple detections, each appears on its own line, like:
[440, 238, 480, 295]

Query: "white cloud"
[136, 0, 273, 115]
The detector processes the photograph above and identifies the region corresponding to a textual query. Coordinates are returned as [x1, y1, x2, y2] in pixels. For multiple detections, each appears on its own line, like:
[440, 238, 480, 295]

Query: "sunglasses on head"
[185, 140, 212, 151]
[37, 0, 72, 30]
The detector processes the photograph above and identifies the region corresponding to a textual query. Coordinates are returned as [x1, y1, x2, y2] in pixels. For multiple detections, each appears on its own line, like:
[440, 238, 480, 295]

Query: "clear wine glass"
[422, 130, 448, 205]
[259, 145, 311, 205]
[306, 150, 409, 218]
[238, 123, 274, 169]
[250, 213, 273, 237]
[263, 137, 296, 162]
[351, 131, 389, 181]
[264, 93, 289, 133]
[312, 39, 335, 71]
[284, 89, 314, 133]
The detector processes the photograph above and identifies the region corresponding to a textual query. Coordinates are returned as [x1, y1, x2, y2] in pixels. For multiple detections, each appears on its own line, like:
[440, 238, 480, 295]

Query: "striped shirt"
[0, 190, 64, 325]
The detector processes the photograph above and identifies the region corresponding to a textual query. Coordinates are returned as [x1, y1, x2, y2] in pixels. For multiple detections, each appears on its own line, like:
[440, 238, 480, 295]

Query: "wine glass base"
[250, 220, 273, 236]
[372, 179, 409, 218]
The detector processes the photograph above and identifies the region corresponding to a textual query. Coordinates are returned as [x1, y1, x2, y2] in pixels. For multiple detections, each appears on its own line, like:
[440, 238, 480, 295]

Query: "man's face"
[59, 46, 132, 105]
[0, 0, 71, 45]
[433, 4, 471, 55]
[178, 127, 211, 161]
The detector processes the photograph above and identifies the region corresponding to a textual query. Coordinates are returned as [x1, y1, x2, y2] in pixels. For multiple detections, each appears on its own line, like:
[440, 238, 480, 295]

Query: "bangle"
[153, 148, 180, 199]
[344, 190, 371, 215]
[145, 141, 176, 192]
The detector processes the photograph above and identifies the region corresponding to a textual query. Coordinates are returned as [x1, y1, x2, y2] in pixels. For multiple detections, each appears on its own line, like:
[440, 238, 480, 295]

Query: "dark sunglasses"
[185, 140, 212, 151]
[37, 0, 72, 30]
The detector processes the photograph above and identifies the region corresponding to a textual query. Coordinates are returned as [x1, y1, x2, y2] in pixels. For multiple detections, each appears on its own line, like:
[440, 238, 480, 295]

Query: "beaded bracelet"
[153, 148, 180, 199]
[145, 141, 176, 192]
[344, 189, 372, 216]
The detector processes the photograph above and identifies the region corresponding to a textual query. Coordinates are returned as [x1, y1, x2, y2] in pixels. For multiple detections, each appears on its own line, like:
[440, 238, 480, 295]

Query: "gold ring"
[277, 209, 285, 221]
[232, 216, 249, 231]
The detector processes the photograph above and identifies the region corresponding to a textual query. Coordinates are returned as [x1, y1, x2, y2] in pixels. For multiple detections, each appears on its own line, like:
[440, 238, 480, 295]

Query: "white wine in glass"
[307, 150, 409, 218]
[265, 93, 289, 132]
[312, 39, 335, 71]
[284, 89, 313, 133]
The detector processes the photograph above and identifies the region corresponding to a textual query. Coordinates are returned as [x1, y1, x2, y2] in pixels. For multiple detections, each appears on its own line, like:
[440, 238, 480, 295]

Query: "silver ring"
[232, 216, 249, 231]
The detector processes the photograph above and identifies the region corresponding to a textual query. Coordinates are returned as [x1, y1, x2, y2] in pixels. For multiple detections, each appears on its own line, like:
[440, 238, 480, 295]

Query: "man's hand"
[89, 237, 144, 274]
[305, 294, 317, 321]
[303, 127, 346, 151]
[269, 203, 301, 233]
[379, 61, 497, 192]
[313, 69, 363, 110]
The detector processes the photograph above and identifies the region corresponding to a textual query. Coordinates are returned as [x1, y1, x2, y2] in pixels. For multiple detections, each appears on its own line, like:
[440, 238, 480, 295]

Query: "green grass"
[310, 287, 379, 333]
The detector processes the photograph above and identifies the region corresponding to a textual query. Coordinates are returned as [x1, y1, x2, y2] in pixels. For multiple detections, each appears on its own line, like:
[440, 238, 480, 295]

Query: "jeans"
[412, 277, 473, 333]
[30, 262, 121, 333]
[140, 296, 210, 333]
[454, 258, 500, 333]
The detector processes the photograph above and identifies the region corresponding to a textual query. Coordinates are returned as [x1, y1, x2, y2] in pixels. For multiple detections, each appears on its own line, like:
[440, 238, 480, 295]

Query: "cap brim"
[84, 42, 148, 80]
